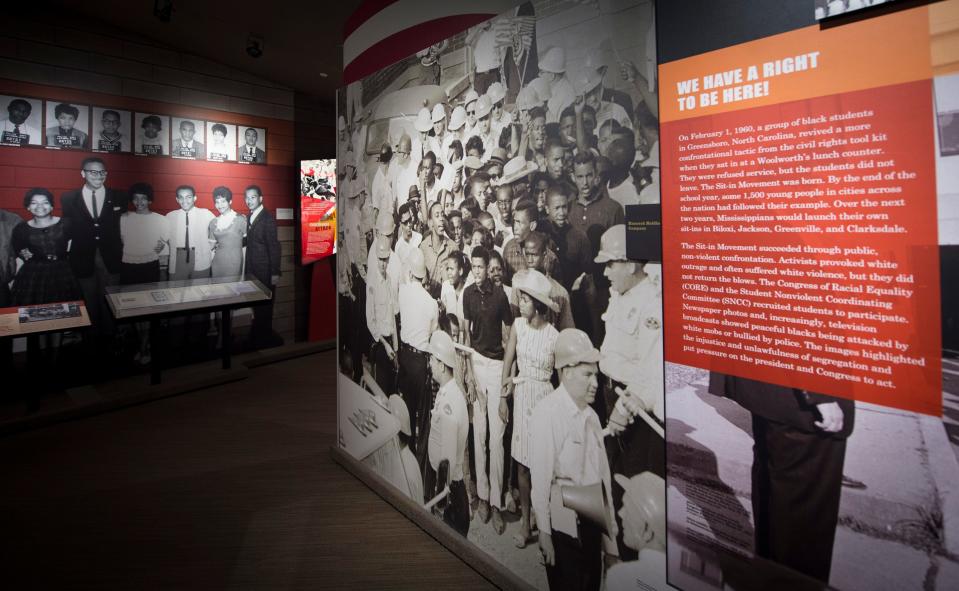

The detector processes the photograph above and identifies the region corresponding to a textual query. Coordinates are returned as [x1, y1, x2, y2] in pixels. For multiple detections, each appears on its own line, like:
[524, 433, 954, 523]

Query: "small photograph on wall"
[91, 107, 133, 153]
[171, 117, 206, 160]
[134, 113, 170, 156]
[44, 101, 89, 150]
[237, 126, 267, 164]
[0, 95, 43, 147]
[815, 0, 895, 19]
[206, 121, 236, 162]
[936, 73, 959, 157]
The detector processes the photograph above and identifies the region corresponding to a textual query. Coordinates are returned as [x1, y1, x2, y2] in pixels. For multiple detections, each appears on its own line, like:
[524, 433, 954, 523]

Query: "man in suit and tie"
[239, 127, 266, 164]
[244, 185, 281, 346]
[61, 157, 124, 336]
[708, 373, 855, 584]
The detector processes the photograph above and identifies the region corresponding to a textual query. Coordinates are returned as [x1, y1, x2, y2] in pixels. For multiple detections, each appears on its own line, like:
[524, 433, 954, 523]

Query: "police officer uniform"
[398, 249, 439, 460]
[596, 225, 664, 560]
[427, 331, 471, 535]
[595, 225, 665, 480]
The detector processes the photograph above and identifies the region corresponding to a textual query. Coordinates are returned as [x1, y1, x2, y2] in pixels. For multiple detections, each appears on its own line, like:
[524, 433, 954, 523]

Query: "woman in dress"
[10, 188, 81, 305]
[500, 269, 559, 548]
[208, 186, 247, 279]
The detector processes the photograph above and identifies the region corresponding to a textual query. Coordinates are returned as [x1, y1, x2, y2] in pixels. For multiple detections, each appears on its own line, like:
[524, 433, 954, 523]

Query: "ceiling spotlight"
[246, 35, 264, 58]
[154, 0, 174, 22]
[319, 72, 328, 78]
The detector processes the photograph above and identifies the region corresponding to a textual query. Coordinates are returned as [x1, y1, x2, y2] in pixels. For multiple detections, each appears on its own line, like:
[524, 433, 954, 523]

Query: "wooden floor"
[0, 351, 495, 590]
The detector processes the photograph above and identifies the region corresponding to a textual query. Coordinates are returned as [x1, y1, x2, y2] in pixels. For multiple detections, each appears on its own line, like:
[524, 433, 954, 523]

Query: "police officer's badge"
[645, 316, 661, 330]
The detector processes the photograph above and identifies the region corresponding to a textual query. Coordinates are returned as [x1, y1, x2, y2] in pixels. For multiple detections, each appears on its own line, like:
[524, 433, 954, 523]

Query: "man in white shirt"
[367, 236, 399, 397]
[398, 248, 439, 459]
[390, 134, 419, 221]
[537, 47, 575, 124]
[166, 185, 216, 279]
[393, 202, 423, 288]
[531, 328, 619, 590]
[467, 20, 500, 94]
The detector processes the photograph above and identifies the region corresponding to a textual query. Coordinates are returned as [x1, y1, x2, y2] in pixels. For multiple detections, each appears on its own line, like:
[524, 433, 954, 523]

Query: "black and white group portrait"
[92, 107, 133, 153]
[44, 101, 89, 150]
[0, 156, 283, 378]
[0, 95, 42, 147]
[206, 121, 236, 162]
[134, 113, 170, 156]
[172, 117, 206, 160]
[336, 1, 663, 589]
[238, 126, 267, 164]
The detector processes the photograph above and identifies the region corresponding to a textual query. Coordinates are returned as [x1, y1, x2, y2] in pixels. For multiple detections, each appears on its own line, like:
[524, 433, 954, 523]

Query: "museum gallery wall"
[336, 0, 959, 590]
[336, 0, 665, 589]
[0, 26, 300, 392]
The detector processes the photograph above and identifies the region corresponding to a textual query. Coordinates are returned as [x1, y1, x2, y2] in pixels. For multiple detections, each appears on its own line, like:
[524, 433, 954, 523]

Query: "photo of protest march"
[336, 1, 665, 588]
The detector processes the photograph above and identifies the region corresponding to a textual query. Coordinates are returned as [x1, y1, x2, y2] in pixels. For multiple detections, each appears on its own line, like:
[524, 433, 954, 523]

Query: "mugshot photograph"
[92, 107, 132, 153]
[206, 122, 236, 162]
[171, 117, 206, 160]
[135, 113, 170, 156]
[44, 101, 89, 150]
[0, 95, 42, 147]
[237, 126, 267, 164]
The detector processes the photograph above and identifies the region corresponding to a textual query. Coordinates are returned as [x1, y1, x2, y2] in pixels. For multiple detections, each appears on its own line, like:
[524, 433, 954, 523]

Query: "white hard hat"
[474, 95, 493, 119]
[428, 330, 457, 369]
[615, 472, 666, 543]
[554, 328, 601, 369]
[449, 106, 467, 131]
[486, 81, 506, 104]
[414, 107, 432, 132]
[539, 46, 567, 74]
[594, 224, 628, 263]
[431, 103, 446, 123]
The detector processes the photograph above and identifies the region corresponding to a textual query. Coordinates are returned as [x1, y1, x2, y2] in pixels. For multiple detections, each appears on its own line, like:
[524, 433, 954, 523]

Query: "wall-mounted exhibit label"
[661, 12, 942, 415]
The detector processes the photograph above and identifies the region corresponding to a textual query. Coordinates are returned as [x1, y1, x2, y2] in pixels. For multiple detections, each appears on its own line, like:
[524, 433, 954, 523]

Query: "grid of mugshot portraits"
[336, 7, 664, 588]
[0, 94, 268, 164]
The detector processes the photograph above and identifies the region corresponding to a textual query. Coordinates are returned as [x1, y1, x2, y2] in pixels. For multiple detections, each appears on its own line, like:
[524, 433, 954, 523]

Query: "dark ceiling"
[43, 0, 363, 99]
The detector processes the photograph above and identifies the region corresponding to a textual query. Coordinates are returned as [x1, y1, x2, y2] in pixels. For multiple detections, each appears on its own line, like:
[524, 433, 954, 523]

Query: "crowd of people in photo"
[338, 29, 667, 590]
[0, 156, 282, 368]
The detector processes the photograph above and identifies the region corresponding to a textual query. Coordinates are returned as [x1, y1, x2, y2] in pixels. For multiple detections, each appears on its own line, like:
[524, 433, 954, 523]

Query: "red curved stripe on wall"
[344, 0, 401, 38]
[343, 14, 494, 85]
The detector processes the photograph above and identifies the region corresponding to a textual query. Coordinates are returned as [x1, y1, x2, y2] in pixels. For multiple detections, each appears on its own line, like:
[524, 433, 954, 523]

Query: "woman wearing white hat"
[500, 268, 560, 548]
